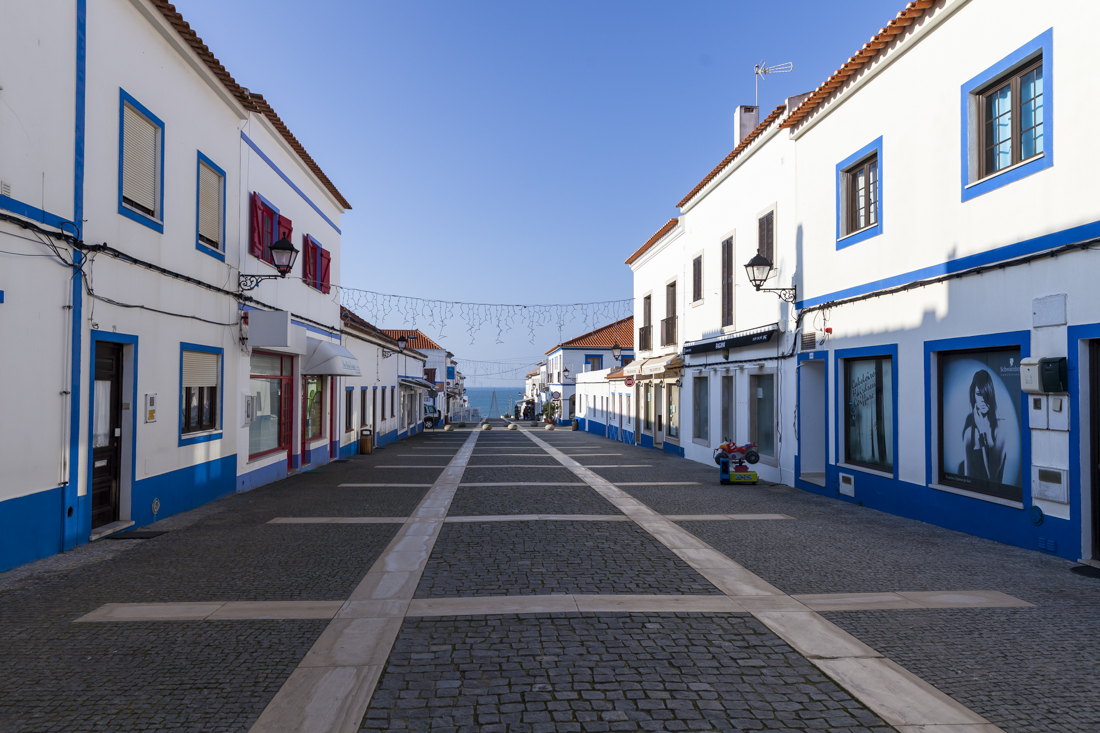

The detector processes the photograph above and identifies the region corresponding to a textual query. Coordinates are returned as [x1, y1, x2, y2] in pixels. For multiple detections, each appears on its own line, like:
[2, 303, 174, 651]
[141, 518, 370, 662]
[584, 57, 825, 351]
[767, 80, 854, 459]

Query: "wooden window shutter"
[182, 351, 219, 388]
[643, 296, 651, 326]
[198, 162, 221, 246]
[666, 282, 676, 317]
[758, 212, 775, 261]
[122, 105, 158, 215]
[278, 215, 293, 243]
[250, 194, 265, 258]
[721, 237, 733, 327]
[692, 257, 702, 302]
[302, 238, 316, 288]
[319, 248, 332, 294]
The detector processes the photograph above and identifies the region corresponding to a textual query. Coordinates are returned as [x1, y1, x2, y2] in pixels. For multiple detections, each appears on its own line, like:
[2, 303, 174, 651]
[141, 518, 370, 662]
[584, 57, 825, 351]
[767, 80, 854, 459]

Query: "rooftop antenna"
[754, 60, 793, 107]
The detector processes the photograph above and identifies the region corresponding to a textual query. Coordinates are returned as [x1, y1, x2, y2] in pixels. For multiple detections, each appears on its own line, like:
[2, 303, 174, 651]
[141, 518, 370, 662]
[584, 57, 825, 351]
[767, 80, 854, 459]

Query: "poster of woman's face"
[939, 348, 1023, 501]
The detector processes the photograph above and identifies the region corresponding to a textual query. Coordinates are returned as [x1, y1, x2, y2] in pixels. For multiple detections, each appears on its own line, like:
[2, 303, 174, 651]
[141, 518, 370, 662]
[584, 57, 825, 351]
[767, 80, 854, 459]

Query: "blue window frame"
[585, 354, 603, 372]
[960, 28, 1053, 202]
[195, 151, 226, 262]
[179, 342, 224, 446]
[836, 136, 883, 249]
[117, 89, 165, 232]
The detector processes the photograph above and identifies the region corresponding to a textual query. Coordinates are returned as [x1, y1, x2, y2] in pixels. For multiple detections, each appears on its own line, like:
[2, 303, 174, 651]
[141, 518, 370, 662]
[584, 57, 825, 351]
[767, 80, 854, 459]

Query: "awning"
[642, 355, 683, 374]
[303, 338, 361, 376]
[400, 377, 435, 391]
[623, 359, 646, 376]
[604, 367, 626, 380]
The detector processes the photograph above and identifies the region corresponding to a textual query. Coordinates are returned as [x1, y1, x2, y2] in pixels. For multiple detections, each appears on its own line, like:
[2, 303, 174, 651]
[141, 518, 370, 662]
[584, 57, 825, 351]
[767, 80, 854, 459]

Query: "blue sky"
[181, 0, 897, 383]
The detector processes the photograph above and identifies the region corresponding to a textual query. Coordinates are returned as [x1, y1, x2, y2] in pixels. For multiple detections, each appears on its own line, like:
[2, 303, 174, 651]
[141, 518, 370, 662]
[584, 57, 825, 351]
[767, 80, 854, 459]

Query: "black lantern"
[397, 335, 408, 350]
[743, 253, 797, 303]
[563, 366, 571, 380]
[269, 236, 299, 276]
[611, 342, 622, 361]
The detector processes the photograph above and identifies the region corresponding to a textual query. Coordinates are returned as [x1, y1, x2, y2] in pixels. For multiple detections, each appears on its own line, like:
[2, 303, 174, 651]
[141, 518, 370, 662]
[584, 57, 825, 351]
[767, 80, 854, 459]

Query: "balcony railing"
[638, 325, 652, 351]
[661, 316, 677, 346]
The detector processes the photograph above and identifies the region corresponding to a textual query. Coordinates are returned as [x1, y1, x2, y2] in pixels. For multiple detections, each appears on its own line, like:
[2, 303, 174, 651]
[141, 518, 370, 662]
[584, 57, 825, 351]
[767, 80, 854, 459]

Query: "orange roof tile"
[380, 329, 444, 351]
[149, 1, 351, 210]
[676, 104, 787, 209]
[625, 219, 678, 266]
[545, 316, 634, 354]
[341, 307, 399, 346]
[780, 0, 936, 131]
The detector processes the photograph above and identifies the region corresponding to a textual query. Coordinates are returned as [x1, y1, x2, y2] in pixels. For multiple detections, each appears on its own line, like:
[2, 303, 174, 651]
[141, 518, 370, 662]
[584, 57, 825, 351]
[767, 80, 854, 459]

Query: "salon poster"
[940, 348, 1023, 502]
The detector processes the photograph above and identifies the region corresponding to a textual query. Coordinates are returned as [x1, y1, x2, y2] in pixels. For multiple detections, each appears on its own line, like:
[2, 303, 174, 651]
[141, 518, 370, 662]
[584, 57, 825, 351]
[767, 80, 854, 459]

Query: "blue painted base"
[663, 441, 685, 457]
[339, 441, 357, 459]
[376, 429, 398, 448]
[130, 454, 237, 528]
[303, 442, 330, 468]
[0, 487, 64, 573]
[238, 457, 289, 493]
[640, 433, 654, 450]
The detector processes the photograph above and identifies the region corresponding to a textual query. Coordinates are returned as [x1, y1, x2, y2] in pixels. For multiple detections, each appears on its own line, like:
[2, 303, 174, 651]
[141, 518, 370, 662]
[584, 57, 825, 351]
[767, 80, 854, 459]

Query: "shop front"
[625, 355, 683, 455]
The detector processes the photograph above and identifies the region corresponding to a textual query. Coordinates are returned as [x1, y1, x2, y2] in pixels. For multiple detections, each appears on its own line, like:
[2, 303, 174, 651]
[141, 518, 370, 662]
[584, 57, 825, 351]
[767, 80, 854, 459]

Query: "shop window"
[180, 346, 221, 439]
[381, 387, 387, 419]
[304, 376, 324, 440]
[749, 373, 774, 457]
[667, 383, 679, 439]
[345, 389, 354, 432]
[644, 383, 653, 431]
[249, 352, 293, 458]
[391, 387, 396, 419]
[693, 376, 709, 443]
[844, 356, 894, 472]
[937, 347, 1023, 502]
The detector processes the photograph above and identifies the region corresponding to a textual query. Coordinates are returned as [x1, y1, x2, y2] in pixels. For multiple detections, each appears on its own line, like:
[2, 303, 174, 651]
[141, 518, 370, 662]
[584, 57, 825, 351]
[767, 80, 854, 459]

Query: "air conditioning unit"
[801, 330, 817, 351]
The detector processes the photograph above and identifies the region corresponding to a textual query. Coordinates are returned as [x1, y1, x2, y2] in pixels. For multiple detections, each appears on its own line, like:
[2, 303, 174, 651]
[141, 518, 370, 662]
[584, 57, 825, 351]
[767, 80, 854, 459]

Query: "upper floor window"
[720, 237, 733, 328]
[979, 60, 1043, 179]
[836, 137, 884, 249]
[250, 193, 292, 267]
[586, 355, 603, 372]
[757, 210, 774, 263]
[692, 256, 703, 302]
[303, 235, 332, 293]
[196, 153, 225, 257]
[845, 155, 879, 234]
[118, 90, 164, 232]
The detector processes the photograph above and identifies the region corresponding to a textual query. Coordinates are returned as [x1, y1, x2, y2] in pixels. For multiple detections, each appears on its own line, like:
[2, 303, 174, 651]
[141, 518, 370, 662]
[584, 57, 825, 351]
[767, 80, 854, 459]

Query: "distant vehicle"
[423, 405, 440, 428]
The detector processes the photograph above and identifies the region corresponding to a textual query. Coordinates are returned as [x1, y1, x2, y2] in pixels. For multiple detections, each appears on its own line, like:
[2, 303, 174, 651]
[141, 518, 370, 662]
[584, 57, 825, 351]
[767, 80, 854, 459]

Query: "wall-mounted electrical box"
[838, 473, 855, 497]
[1028, 394, 1047, 430]
[1032, 465, 1068, 503]
[1047, 395, 1070, 431]
[1021, 356, 1068, 394]
[144, 393, 157, 423]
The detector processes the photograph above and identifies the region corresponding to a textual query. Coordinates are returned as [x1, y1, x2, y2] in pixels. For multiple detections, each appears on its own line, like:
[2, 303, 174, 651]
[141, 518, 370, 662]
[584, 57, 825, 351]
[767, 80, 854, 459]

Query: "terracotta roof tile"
[545, 316, 634, 354]
[780, 0, 935, 131]
[676, 104, 786, 209]
[624, 219, 678, 266]
[148, 0, 351, 210]
[340, 307, 399, 346]
[380, 329, 444, 351]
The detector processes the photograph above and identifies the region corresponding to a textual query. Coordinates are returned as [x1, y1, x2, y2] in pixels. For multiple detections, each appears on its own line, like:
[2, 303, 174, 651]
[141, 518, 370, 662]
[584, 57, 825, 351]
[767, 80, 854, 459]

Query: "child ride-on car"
[713, 439, 760, 485]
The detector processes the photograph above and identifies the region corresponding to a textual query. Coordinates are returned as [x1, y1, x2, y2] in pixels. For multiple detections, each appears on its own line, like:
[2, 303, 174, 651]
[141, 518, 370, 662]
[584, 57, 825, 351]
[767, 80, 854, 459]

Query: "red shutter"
[250, 193, 264, 258]
[319, 248, 332, 294]
[302, 237, 316, 288]
[278, 215, 293, 243]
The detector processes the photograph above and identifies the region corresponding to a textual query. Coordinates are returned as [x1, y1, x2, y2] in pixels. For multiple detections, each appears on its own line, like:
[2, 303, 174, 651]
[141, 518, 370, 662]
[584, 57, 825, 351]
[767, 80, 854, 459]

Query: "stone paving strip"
[264, 513, 793, 524]
[457, 481, 586, 486]
[523, 430, 1007, 733]
[336, 483, 432, 488]
[247, 430, 483, 733]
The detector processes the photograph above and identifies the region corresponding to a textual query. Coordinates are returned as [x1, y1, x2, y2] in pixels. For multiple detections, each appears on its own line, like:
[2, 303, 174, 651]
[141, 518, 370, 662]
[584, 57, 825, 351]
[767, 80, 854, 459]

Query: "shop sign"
[683, 329, 774, 355]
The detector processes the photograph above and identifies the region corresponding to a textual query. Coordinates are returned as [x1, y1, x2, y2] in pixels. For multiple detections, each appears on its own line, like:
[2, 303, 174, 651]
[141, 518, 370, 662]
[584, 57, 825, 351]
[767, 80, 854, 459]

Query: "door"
[91, 343, 123, 530]
[282, 376, 294, 470]
[372, 389, 378, 446]
[1091, 341, 1100, 559]
[618, 394, 623, 440]
[654, 382, 664, 447]
[330, 377, 337, 459]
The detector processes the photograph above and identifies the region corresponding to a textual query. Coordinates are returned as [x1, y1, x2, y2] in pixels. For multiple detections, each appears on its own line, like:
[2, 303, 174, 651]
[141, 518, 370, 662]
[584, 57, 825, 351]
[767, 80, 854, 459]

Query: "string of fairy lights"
[335, 285, 631, 345]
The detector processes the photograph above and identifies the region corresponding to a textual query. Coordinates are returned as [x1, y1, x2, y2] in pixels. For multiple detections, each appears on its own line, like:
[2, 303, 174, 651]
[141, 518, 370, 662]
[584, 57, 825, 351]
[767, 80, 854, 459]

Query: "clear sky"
[179, 0, 897, 384]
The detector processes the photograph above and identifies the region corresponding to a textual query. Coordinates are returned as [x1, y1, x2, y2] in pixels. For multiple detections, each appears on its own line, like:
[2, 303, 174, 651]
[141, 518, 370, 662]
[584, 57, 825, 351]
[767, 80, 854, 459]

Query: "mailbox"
[1021, 357, 1067, 394]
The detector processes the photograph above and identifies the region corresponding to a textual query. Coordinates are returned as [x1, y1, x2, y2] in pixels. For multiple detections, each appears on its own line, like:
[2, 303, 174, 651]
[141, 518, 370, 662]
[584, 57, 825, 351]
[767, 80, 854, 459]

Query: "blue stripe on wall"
[0, 488, 65, 573]
[238, 458, 289, 493]
[130, 454, 236, 528]
[240, 132, 341, 234]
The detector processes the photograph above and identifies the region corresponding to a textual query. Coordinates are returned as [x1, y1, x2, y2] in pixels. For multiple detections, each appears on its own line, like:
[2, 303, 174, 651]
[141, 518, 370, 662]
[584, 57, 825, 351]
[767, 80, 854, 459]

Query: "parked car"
[423, 405, 440, 428]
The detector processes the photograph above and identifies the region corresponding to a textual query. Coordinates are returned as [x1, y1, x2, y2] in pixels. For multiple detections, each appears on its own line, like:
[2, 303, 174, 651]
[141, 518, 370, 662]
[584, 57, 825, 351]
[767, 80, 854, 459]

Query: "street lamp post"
[238, 236, 300, 291]
[743, 254, 797, 303]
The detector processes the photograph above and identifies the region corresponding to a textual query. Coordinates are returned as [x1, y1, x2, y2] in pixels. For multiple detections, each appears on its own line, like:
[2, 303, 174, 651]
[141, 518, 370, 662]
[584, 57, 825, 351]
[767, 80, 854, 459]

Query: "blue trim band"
[178, 342, 225, 447]
[960, 28, 1053, 202]
[195, 150, 227, 262]
[241, 132, 341, 234]
[117, 89, 165, 233]
[835, 136, 883, 249]
[797, 217, 1100, 310]
[0, 196, 71, 230]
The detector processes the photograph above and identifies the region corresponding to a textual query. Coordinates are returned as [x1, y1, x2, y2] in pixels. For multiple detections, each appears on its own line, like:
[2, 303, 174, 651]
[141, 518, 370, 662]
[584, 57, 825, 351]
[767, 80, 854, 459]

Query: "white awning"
[642, 355, 683, 374]
[400, 377, 435, 390]
[303, 338, 361, 376]
[623, 359, 647, 376]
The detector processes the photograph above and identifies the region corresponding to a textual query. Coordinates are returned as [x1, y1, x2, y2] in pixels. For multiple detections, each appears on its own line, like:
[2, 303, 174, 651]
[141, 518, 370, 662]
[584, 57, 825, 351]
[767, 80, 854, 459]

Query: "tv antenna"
[754, 60, 793, 106]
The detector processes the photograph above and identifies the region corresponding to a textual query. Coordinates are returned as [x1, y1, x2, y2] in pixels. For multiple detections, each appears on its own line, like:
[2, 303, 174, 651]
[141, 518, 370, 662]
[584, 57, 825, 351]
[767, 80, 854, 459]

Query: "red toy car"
[713, 440, 761, 468]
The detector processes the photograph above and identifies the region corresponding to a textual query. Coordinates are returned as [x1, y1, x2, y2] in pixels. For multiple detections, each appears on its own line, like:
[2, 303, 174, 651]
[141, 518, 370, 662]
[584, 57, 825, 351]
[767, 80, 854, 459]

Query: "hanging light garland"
[336, 285, 632, 344]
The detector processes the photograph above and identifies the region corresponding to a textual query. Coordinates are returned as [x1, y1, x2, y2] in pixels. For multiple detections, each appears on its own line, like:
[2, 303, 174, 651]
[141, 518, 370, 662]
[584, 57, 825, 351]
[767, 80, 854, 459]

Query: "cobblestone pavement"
[362, 613, 892, 733]
[4, 426, 1098, 731]
[415, 521, 724, 597]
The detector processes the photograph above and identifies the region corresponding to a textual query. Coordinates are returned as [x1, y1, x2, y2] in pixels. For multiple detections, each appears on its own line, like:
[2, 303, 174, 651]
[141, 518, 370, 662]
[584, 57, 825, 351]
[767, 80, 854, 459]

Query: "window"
[757, 211, 774, 262]
[304, 377, 324, 440]
[721, 375, 734, 442]
[586, 355, 603, 372]
[626, 395, 631, 425]
[640, 295, 652, 351]
[391, 386, 395, 419]
[845, 155, 878, 234]
[380, 387, 387, 419]
[644, 383, 653, 431]
[303, 235, 332, 293]
[979, 60, 1043, 179]
[721, 237, 734, 328]
[692, 256, 702, 302]
[667, 383, 679, 439]
[692, 376, 709, 443]
[180, 346, 221, 440]
[749, 373, 774, 457]
[938, 347, 1023, 502]
[961, 29, 1052, 201]
[361, 388, 368, 429]
[249, 352, 293, 458]
[662, 282, 677, 346]
[844, 356, 893, 472]
[196, 153, 225, 256]
[250, 192, 292, 267]
[345, 389, 354, 432]
[118, 90, 164, 231]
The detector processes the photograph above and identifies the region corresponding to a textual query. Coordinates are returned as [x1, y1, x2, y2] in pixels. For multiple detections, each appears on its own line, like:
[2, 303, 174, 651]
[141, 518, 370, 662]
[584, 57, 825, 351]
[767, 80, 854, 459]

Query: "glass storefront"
[304, 376, 324, 440]
[666, 383, 679, 439]
[750, 373, 775, 457]
[845, 356, 894, 472]
[249, 353, 292, 458]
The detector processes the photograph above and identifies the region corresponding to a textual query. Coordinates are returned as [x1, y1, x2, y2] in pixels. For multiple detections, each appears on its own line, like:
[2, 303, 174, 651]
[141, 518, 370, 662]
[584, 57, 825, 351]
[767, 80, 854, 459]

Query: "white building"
[544, 317, 634, 425]
[623, 0, 1100, 564]
[0, 0, 355, 571]
[381, 330, 450, 427]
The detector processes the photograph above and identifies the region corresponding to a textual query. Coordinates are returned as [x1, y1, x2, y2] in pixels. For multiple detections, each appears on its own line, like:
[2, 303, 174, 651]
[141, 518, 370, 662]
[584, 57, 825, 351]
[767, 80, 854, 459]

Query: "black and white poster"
[939, 348, 1023, 502]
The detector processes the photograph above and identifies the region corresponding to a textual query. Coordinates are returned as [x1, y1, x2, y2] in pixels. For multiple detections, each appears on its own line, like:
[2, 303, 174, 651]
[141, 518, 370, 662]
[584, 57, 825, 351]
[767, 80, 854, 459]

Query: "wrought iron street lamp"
[563, 366, 571, 381]
[743, 253, 797, 303]
[239, 236, 300, 291]
[382, 334, 408, 359]
[611, 342, 622, 361]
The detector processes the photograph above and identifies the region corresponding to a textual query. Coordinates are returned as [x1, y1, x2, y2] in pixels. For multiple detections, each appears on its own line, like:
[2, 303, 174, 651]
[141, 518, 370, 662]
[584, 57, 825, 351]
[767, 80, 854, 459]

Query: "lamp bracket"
[238, 273, 285, 292]
[757, 286, 798, 304]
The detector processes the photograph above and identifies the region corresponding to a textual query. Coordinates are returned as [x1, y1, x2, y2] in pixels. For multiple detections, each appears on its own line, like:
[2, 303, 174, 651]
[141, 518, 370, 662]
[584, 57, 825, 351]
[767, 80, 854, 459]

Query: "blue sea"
[464, 386, 524, 418]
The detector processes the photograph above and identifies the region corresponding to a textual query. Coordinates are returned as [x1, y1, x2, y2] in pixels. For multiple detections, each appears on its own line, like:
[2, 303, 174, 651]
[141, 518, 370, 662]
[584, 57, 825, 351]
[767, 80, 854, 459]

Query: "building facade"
[544, 317, 634, 426]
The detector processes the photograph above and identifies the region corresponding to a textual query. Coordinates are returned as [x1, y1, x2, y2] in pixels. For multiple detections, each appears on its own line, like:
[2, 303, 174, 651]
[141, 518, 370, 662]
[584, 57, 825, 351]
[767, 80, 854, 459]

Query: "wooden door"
[91, 343, 123, 529]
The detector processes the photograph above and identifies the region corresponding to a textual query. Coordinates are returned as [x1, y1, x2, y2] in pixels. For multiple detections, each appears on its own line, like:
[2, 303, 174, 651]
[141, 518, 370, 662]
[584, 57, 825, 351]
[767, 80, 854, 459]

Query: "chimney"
[734, 105, 759, 144]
